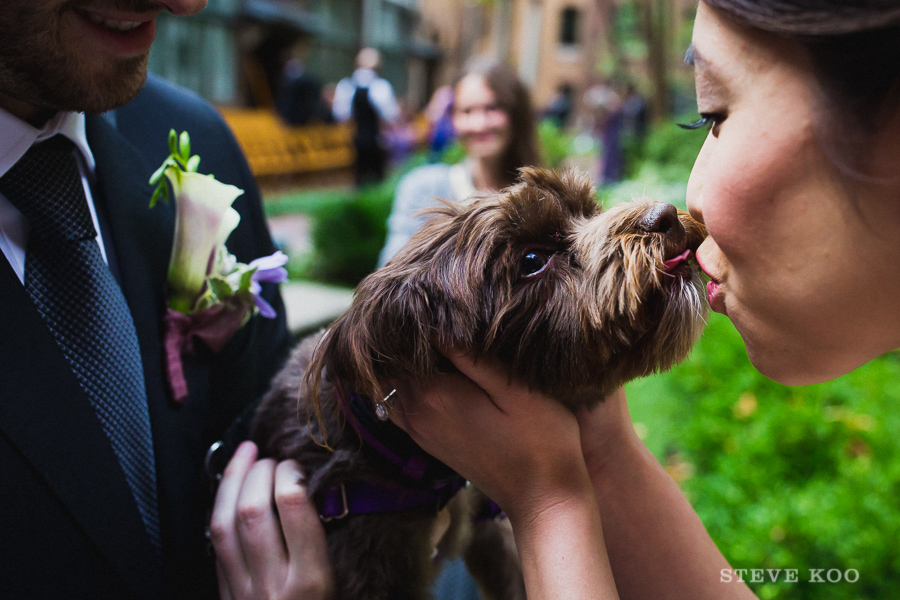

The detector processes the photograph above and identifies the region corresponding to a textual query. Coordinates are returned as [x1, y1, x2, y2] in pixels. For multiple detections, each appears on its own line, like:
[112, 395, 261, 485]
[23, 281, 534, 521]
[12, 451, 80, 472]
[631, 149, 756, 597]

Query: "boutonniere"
[149, 130, 288, 404]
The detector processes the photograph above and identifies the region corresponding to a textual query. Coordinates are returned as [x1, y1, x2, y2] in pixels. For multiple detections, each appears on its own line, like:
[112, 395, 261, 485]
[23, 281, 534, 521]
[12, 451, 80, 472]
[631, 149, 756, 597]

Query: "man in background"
[332, 47, 400, 186]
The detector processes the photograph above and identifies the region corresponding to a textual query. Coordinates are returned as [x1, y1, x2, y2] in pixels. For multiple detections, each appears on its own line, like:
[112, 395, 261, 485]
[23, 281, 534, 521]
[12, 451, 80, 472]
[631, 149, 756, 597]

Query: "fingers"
[210, 441, 258, 593]
[235, 458, 288, 586]
[275, 460, 334, 598]
[439, 349, 510, 403]
[211, 441, 335, 600]
[389, 370, 491, 437]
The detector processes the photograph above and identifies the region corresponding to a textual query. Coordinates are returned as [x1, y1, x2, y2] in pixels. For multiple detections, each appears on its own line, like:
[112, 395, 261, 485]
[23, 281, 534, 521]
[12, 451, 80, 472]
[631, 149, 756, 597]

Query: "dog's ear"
[304, 201, 493, 422]
[517, 167, 597, 212]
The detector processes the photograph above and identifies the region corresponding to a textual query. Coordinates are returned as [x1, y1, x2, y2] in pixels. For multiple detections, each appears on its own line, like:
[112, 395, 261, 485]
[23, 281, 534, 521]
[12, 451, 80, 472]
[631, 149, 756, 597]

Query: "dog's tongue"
[663, 250, 692, 270]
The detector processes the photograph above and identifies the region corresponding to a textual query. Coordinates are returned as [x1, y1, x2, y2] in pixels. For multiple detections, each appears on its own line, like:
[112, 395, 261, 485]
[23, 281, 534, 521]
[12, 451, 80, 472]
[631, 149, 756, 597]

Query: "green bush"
[628, 117, 707, 182]
[537, 120, 575, 169]
[305, 181, 393, 286]
[626, 314, 900, 599]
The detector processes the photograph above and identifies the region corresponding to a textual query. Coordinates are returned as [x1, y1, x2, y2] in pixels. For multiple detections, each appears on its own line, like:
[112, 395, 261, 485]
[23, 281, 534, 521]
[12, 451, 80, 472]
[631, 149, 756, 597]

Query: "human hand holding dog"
[390, 349, 621, 599]
[210, 441, 335, 600]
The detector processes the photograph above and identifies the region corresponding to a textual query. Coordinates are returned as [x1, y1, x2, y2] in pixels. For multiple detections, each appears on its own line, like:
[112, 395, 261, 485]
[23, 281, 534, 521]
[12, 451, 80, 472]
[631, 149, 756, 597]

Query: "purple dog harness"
[316, 381, 501, 523]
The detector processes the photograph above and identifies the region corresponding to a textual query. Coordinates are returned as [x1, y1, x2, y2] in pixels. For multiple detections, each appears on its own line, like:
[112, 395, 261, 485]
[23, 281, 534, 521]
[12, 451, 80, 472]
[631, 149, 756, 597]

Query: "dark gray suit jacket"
[0, 75, 291, 600]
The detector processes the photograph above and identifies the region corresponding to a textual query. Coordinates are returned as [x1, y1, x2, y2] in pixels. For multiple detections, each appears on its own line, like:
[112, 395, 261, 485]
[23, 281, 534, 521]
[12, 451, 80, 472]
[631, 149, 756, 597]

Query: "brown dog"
[251, 167, 708, 600]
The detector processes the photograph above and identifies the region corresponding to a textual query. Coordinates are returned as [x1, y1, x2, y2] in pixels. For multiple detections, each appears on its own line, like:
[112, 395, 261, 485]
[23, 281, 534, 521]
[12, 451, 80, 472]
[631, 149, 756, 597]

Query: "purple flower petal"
[249, 250, 289, 271]
[250, 251, 289, 285]
[254, 266, 288, 284]
[253, 293, 277, 319]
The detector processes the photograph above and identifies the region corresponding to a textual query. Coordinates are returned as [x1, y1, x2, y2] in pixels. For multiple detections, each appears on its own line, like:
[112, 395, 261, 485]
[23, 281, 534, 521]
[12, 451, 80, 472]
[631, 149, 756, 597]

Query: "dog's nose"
[640, 203, 684, 240]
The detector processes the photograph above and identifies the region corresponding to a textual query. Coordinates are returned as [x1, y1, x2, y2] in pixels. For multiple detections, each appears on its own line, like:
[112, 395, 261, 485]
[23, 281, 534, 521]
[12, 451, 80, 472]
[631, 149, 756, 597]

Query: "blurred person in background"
[332, 47, 400, 186]
[274, 39, 325, 126]
[378, 61, 540, 266]
[425, 85, 456, 162]
[543, 83, 575, 129]
[585, 78, 625, 185]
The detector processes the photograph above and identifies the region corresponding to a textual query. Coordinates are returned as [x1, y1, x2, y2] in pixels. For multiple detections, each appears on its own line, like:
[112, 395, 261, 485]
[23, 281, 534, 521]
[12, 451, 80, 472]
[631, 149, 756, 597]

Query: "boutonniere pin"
[150, 130, 288, 404]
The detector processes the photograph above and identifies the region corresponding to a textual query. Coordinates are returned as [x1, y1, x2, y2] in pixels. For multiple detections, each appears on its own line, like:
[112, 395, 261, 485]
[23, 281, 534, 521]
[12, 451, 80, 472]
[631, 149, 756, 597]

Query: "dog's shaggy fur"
[252, 167, 708, 600]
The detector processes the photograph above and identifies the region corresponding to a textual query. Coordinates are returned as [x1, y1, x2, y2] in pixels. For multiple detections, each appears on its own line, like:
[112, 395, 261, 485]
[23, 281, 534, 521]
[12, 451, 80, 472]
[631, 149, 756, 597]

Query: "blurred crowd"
[271, 46, 650, 190]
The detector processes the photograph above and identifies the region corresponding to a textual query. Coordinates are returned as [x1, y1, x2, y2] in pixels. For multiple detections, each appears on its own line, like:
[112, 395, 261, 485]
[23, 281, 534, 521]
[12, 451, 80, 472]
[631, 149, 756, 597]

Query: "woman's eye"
[678, 112, 725, 136]
[521, 251, 550, 277]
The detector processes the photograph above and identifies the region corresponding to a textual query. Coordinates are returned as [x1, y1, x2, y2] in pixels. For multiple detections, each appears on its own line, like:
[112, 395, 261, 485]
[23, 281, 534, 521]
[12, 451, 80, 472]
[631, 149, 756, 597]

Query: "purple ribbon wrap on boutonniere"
[150, 130, 288, 404]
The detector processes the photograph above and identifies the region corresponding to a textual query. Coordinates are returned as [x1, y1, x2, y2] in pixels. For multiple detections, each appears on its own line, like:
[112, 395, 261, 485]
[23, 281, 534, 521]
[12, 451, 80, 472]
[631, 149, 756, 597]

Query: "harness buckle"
[320, 483, 350, 522]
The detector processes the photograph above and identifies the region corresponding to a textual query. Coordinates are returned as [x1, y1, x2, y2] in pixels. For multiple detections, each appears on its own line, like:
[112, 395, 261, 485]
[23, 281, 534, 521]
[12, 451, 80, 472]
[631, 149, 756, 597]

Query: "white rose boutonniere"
[150, 130, 288, 403]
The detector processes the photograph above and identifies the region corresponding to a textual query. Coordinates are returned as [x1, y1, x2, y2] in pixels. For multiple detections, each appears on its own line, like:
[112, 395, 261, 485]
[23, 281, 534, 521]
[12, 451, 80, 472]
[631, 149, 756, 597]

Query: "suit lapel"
[0, 188, 163, 597]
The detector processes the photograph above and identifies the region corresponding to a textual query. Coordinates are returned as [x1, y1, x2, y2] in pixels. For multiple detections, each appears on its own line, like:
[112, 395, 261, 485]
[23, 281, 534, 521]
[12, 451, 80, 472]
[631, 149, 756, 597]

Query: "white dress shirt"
[331, 68, 401, 124]
[0, 108, 105, 284]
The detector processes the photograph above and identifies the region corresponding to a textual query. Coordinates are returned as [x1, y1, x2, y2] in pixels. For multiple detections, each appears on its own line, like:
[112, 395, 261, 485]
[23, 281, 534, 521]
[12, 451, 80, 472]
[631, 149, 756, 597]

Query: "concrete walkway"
[281, 280, 355, 336]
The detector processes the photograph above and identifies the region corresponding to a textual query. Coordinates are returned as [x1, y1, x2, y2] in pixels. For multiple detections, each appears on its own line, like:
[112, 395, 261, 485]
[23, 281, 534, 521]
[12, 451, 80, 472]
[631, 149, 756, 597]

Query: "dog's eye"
[521, 251, 550, 277]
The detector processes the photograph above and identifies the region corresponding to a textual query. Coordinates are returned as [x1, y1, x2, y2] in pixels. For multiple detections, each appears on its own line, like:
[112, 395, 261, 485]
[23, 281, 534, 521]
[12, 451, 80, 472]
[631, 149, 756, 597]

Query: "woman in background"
[377, 61, 539, 266]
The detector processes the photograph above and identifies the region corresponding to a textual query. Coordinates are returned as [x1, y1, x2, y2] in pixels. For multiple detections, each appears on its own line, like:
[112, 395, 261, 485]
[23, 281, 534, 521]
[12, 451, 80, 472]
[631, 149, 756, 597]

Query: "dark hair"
[454, 61, 541, 187]
[703, 1, 900, 136]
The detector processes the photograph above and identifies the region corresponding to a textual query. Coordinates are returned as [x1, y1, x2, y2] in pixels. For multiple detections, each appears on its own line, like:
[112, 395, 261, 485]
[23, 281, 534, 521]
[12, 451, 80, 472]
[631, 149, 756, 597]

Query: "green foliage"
[626, 314, 900, 599]
[305, 181, 393, 286]
[626, 116, 707, 182]
[537, 120, 575, 169]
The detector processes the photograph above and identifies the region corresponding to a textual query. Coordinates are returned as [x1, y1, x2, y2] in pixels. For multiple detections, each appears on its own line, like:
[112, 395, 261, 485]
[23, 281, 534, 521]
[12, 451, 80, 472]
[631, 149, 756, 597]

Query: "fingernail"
[235, 440, 257, 458]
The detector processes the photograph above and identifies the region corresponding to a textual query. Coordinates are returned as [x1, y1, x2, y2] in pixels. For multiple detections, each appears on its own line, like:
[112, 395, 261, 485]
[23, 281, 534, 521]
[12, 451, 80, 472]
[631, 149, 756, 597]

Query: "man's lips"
[74, 8, 158, 55]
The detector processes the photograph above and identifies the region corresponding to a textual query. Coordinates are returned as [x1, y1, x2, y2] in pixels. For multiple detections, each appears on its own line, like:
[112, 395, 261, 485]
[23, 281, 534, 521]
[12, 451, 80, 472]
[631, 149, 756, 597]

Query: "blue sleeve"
[378, 164, 454, 267]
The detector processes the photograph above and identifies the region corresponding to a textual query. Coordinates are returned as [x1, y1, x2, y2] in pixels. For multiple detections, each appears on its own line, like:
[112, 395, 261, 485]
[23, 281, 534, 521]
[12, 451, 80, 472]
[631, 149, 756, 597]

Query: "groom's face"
[0, 0, 207, 121]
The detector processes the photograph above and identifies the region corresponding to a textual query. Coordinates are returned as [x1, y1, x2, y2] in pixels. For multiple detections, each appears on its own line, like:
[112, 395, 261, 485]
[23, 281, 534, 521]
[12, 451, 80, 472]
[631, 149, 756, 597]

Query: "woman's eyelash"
[678, 113, 723, 131]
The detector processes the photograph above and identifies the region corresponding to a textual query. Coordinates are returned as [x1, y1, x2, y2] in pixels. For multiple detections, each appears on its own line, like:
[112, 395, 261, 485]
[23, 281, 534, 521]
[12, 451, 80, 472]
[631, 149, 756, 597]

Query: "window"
[559, 6, 580, 46]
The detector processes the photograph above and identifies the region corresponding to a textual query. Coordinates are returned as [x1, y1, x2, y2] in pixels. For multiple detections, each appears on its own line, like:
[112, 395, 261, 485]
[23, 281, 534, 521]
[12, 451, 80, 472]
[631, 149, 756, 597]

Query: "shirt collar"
[0, 108, 96, 179]
[352, 68, 378, 88]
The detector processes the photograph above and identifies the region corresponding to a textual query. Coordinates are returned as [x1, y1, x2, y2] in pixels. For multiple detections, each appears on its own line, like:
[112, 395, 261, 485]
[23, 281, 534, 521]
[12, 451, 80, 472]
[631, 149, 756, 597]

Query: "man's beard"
[0, 3, 150, 115]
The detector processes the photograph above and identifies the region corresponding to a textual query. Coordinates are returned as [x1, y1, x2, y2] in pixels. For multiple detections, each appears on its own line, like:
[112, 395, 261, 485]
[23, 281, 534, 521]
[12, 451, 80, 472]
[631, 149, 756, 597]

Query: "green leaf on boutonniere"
[207, 276, 234, 303]
[168, 129, 178, 157]
[179, 131, 190, 164]
[149, 129, 196, 208]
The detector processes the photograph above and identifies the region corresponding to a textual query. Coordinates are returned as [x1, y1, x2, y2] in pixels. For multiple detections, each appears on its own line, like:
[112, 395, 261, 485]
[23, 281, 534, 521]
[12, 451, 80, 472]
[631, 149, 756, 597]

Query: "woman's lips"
[706, 280, 725, 313]
[696, 253, 726, 313]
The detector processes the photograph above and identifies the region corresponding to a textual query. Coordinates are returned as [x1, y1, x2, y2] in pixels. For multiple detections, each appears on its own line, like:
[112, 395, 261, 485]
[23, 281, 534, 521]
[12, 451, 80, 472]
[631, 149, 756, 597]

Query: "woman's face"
[452, 74, 512, 162]
[687, 2, 900, 385]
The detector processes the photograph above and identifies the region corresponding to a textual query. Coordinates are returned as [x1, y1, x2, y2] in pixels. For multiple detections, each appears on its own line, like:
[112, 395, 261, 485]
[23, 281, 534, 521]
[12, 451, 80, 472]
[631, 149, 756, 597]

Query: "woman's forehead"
[454, 75, 497, 105]
[692, 3, 810, 84]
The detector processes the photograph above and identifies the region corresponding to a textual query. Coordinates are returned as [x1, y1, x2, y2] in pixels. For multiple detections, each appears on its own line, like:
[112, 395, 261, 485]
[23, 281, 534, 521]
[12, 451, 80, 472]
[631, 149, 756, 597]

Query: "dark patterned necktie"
[0, 136, 161, 552]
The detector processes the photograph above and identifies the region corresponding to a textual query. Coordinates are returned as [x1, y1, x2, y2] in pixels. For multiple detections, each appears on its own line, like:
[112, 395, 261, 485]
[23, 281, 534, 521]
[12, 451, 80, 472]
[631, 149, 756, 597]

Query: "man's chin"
[19, 55, 150, 117]
[70, 59, 150, 114]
